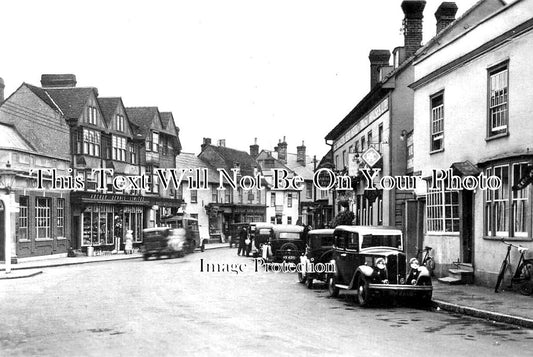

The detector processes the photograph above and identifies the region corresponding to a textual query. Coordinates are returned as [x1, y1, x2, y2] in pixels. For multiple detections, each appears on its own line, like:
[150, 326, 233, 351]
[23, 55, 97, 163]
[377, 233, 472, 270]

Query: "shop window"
[426, 183, 459, 233]
[35, 197, 51, 239]
[18, 196, 29, 240]
[485, 162, 530, 238]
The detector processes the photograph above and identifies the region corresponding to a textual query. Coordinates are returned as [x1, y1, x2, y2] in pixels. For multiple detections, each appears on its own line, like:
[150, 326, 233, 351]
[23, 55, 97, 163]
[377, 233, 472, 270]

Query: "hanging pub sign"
[361, 147, 382, 168]
[512, 164, 533, 191]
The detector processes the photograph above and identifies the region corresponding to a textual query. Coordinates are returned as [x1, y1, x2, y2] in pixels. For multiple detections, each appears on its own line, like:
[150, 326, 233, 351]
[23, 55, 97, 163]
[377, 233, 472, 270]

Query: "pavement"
[2, 244, 533, 329]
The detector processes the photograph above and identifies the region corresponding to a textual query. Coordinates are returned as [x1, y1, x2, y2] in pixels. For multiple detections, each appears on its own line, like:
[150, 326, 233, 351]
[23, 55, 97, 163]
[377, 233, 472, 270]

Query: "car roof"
[271, 224, 304, 233]
[334, 225, 402, 235]
[251, 222, 274, 229]
[143, 227, 170, 233]
[308, 229, 335, 235]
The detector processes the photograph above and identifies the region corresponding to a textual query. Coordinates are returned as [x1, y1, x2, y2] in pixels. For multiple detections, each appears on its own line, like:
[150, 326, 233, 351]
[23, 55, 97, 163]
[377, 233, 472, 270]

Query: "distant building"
[198, 138, 266, 241]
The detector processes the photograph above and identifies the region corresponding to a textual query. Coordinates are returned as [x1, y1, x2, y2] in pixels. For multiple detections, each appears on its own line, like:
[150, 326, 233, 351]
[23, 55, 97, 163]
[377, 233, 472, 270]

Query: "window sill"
[57, 237, 67, 240]
[485, 132, 509, 142]
[483, 235, 532, 241]
[426, 232, 459, 237]
[429, 148, 444, 155]
[18, 239, 31, 243]
[35, 238, 53, 241]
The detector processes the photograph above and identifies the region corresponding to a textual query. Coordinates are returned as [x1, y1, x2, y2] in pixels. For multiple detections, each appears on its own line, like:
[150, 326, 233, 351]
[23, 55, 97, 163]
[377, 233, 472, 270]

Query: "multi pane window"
[152, 132, 159, 152]
[82, 128, 101, 157]
[35, 197, 51, 239]
[57, 198, 65, 237]
[212, 186, 218, 203]
[431, 93, 444, 152]
[271, 192, 276, 207]
[225, 187, 232, 204]
[248, 191, 254, 203]
[485, 162, 530, 237]
[287, 193, 292, 208]
[112, 135, 127, 161]
[238, 188, 243, 204]
[18, 196, 29, 240]
[190, 188, 197, 203]
[306, 182, 312, 199]
[488, 63, 509, 136]
[128, 143, 137, 164]
[115, 114, 124, 132]
[367, 130, 373, 148]
[161, 136, 168, 156]
[287, 217, 292, 225]
[426, 184, 459, 233]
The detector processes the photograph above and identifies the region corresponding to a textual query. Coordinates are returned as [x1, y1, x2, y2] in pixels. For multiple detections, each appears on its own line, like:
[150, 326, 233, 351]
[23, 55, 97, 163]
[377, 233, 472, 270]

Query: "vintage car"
[327, 225, 432, 306]
[261, 224, 305, 263]
[298, 228, 335, 289]
[161, 215, 204, 252]
[142, 227, 191, 260]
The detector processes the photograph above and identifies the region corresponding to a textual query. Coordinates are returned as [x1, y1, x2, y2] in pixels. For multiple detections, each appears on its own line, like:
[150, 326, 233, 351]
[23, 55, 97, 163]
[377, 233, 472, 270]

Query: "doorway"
[461, 191, 474, 263]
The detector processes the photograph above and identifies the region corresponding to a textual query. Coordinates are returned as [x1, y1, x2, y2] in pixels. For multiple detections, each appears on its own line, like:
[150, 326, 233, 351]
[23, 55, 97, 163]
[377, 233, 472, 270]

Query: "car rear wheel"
[357, 275, 371, 307]
[298, 272, 306, 284]
[143, 254, 149, 261]
[327, 275, 339, 297]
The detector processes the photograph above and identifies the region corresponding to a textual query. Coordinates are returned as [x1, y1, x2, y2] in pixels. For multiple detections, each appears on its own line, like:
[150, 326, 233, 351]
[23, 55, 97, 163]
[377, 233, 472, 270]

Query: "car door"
[334, 231, 350, 284]
[344, 232, 360, 284]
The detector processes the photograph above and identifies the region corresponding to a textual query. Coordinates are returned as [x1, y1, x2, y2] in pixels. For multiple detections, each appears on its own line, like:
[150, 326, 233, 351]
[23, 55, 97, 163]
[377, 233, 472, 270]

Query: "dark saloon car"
[327, 226, 432, 306]
[142, 227, 190, 260]
[298, 229, 335, 289]
[262, 225, 305, 263]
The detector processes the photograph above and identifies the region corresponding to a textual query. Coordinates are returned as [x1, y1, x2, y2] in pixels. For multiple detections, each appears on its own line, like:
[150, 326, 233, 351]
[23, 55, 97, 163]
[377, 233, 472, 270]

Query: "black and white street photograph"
[1, 0, 533, 356]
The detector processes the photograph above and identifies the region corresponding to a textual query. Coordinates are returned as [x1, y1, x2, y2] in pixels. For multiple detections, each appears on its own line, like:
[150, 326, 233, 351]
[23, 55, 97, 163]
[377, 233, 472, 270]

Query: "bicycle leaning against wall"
[417, 246, 436, 276]
[494, 240, 533, 295]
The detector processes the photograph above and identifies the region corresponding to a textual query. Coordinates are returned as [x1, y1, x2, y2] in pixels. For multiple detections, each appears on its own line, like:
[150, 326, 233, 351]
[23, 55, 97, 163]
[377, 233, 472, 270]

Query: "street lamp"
[0, 161, 18, 274]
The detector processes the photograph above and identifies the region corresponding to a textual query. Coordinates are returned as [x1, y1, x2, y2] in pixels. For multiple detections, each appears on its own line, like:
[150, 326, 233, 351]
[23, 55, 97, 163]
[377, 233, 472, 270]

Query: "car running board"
[335, 284, 359, 295]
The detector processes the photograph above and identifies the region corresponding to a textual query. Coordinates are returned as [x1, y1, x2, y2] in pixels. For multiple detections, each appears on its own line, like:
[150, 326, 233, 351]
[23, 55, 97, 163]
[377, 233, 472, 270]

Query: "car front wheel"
[298, 271, 306, 284]
[306, 277, 314, 289]
[357, 275, 371, 307]
[327, 275, 339, 297]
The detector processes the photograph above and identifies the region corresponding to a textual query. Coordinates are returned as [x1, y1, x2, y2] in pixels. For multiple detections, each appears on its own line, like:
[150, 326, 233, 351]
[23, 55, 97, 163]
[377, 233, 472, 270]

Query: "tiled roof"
[159, 111, 178, 137]
[97, 97, 121, 125]
[175, 152, 219, 184]
[24, 83, 62, 114]
[203, 145, 259, 177]
[160, 111, 172, 128]
[45, 87, 96, 119]
[125, 107, 159, 138]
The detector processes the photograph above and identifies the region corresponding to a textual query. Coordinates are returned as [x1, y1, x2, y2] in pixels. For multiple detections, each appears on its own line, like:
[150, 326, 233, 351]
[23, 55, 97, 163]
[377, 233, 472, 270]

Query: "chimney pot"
[250, 138, 259, 158]
[201, 137, 212, 151]
[297, 141, 306, 166]
[435, 2, 458, 34]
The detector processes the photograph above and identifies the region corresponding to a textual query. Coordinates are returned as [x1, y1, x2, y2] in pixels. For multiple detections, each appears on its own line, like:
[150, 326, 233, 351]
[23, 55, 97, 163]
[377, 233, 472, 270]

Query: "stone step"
[446, 268, 474, 284]
[438, 276, 464, 285]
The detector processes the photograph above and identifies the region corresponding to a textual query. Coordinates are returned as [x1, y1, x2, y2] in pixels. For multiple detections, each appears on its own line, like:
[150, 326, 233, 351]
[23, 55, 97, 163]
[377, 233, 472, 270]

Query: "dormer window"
[87, 106, 97, 125]
[115, 114, 125, 132]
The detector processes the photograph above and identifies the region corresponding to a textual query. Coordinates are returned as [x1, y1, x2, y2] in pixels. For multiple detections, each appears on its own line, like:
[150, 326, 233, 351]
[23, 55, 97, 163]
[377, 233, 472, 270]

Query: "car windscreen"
[258, 228, 271, 235]
[144, 230, 168, 239]
[277, 232, 301, 240]
[361, 234, 402, 249]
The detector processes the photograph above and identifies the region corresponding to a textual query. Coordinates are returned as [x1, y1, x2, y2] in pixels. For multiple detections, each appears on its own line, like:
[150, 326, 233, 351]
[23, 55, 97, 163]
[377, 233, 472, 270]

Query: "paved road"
[1, 248, 532, 356]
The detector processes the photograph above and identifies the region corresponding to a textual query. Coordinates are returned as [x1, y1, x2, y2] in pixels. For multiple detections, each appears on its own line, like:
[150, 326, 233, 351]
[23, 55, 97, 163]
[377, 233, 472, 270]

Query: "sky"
[1, 0, 479, 159]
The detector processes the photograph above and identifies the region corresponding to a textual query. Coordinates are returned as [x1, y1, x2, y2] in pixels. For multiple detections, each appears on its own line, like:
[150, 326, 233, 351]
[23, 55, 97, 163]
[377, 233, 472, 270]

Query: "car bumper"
[368, 284, 432, 296]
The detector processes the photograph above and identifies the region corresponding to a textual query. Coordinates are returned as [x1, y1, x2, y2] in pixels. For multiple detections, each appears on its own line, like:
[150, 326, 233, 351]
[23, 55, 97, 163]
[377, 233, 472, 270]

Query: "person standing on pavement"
[237, 226, 248, 256]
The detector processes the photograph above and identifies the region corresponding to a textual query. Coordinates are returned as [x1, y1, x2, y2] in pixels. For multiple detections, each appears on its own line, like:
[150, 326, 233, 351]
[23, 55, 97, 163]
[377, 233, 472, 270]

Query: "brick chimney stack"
[368, 50, 391, 90]
[401, 1, 427, 59]
[278, 136, 288, 164]
[41, 74, 77, 88]
[201, 137, 211, 151]
[250, 138, 259, 158]
[435, 2, 458, 34]
[296, 141, 306, 166]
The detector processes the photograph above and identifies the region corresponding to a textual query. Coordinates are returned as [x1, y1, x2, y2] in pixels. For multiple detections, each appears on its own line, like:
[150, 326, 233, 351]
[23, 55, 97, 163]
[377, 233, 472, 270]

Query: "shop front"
[71, 192, 150, 253]
[206, 203, 266, 243]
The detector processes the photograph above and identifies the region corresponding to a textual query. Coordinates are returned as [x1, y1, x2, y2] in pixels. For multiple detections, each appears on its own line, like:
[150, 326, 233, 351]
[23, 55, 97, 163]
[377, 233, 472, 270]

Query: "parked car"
[228, 223, 250, 248]
[161, 215, 204, 252]
[298, 228, 335, 288]
[327, 225, 432, 306]
[142, 227, 190, 260]
[262, 224, 305, 263]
